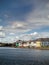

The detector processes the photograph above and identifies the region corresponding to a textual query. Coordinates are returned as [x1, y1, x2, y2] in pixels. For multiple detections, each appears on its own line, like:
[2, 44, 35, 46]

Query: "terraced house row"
[15, 38, 49, 48]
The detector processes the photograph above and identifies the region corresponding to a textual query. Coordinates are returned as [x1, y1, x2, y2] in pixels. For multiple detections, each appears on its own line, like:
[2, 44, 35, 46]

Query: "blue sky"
[0, 0, 49, 42]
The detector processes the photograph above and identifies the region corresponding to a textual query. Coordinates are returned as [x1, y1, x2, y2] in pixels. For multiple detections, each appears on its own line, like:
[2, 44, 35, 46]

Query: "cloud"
[0, 26, 6, 38]
[2, 21, 31, 34]
[0, 0, 49, 42]
[5, 0, 49, 33]
[39, 32, 49, 38]
[0, 26, 3, 30]
[19, 32, 39, 40]
[18, 32, 49, 41]
[3, 36, 16, 43]
[0, 32, 5, 38]
[30, 32, 38, 36]
[9, 33, 15, 35]
[2, 0, 49, 32]
[25, 0, 49, 29]
[11, 22, 24, 28]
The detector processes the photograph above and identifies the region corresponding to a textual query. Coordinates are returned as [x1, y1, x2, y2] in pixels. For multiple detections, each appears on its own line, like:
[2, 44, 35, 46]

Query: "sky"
[0, 0, 49, 43]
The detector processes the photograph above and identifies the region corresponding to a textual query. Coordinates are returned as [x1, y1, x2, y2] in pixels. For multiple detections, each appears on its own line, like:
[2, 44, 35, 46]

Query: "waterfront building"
[16, 42, 19, 47]
[30, 41, 36, 47]
[35, 38, 49, 47]
[35, 41, 41, 48]
[16, 40, 22, 47]
[15, 38, 49, 48]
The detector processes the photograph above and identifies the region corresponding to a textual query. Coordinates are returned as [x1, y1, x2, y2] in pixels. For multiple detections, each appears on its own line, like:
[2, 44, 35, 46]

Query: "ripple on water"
[0, 47, 49, 65]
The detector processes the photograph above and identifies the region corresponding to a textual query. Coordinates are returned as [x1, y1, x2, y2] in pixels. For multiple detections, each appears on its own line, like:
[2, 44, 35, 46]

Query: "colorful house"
[35, 38, 49, 48]
[15, 40, 22, 47]
[16, 42, 19, 47]
[15, 38, 49, 48]
[30, 41, 36, 47]
[35, 41, 41, 48]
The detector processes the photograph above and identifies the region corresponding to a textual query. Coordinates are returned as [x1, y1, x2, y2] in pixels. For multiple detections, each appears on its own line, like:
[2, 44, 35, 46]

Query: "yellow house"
[36, 41, 41, 48]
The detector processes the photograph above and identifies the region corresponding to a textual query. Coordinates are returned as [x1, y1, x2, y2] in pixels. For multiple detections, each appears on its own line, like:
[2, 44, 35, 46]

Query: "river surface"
[0, 47, 49, 65]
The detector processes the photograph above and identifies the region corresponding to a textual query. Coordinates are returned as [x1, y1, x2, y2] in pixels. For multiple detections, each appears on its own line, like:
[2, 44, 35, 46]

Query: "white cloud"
[0, 32, 5, 37]
[1, 0, 49, 42]
[0, 38, 1, 42]
[18, 32, 49, 41]
[19, 34, 32, 41]
[39, 32, 49, 38]
[16, 36, 19, 39]
[31, 32, 38, 36]
[6, 0, 49, 34]
[10, 33, 15, 35]
[11, 21, 26, 28]
[2, 21, 31, 34]
[17, 23, 23, 27]
[4, 36, 16, 43]
[47, 15, 49, 19]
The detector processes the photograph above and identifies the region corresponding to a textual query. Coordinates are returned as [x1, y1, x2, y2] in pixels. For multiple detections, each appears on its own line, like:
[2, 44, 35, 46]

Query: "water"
[0, 47, 49, 65]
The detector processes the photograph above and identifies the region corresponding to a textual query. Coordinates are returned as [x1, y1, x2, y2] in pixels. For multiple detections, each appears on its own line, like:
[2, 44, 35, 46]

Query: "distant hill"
[34, 38, 49, 42]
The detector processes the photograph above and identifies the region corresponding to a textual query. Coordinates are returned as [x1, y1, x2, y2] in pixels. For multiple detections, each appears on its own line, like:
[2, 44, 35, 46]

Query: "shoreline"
[0, 46, 49, 50]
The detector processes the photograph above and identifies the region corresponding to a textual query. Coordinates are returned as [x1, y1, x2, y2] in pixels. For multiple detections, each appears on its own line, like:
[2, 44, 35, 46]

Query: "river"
[0, 47, 49, 65]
